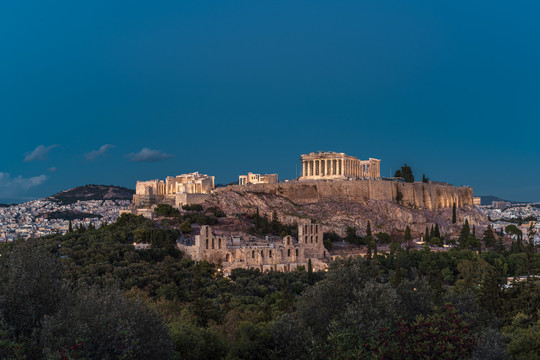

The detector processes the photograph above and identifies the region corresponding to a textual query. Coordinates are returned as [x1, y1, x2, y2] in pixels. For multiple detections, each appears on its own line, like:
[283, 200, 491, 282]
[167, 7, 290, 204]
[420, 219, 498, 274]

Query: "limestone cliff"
[207, 180, 487, 238]
[216, 180, 473, 210]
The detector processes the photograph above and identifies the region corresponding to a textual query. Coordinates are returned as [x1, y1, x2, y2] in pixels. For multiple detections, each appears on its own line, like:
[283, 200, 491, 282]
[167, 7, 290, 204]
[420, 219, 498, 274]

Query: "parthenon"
[300, 151, 381, 180]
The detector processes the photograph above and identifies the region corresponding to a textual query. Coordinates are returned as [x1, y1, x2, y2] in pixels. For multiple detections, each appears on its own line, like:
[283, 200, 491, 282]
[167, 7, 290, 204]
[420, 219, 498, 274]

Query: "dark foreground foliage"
[0, 213, 539, 359]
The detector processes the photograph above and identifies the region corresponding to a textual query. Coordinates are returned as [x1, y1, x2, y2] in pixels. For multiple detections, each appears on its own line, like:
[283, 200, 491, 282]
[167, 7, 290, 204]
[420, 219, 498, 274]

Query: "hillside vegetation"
[0, 214, 539, 359]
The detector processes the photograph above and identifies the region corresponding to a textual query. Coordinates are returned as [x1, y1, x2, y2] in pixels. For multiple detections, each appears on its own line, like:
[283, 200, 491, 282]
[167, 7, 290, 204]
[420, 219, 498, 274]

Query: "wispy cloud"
[85, 144, 115, 161]
[24, 145, 58, 162]
[127, 148, 173, 163]
[0, 172, 47, 200]
[48, 167, 57, 173]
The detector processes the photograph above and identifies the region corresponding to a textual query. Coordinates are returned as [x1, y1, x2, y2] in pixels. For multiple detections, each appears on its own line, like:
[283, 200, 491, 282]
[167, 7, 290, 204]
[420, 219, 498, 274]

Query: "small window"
[212, 239, 215, 249]
[219, 238, 222, 249]
[252, 250, 255, 258]
[269, 250, 272, 258]
[261, 250, 264, 259]
[288, 249, 291, 257]
[296, 249, 299, 257]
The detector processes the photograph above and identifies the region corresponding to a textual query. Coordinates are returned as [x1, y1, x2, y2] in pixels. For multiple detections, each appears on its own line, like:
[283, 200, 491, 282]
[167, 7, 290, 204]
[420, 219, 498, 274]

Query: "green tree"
[308, 259, 313, 284]
[434, 223, 441, 239]
[452, 202, 457, 224]
[68, 220, 73, 233]
[503, 311, 540, 359]
[179, 221, 193, 233]
[40, 287, 173, 360]
[394, 164, 414, 182]
[270, 314, 315, 360]
[404, 226, 411, 242]
[505, 224, 523, 241]
[366, 221, 372, 237]
[459, 219, 470, 243]
[0, 240, 65, 356]
[375, 232, 392, 244]
[483, 225, 497, 250]
[169, 321, 227, 360]
[424, 226, 430, 243]
[345, 226, 358, 245]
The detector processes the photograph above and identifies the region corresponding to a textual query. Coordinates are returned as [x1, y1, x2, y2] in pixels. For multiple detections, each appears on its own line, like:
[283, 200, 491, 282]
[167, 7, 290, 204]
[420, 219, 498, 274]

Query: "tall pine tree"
[452, 202, 457, 224]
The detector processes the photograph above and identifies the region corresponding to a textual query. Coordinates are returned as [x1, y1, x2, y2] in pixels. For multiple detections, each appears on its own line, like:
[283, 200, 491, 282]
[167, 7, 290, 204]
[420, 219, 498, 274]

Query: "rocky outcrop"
[216, 180, 473, 210]
[207, 181, 487, 238]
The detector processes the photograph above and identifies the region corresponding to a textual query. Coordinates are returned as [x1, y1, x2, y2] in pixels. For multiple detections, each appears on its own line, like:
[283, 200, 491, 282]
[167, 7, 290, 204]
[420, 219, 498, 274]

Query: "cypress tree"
[404, 225, 412, 242]
[459, 219, 470, 242]
[366, 221, 372, 237]
[434, 223, 441, 239]
[424, 226, 430, 243]
[452, 203, 457, 224]
[483, 225, 496, 250]
[472, 225, 476, 238]
[308, 259, 313, 284]
[430, 225, 435, 239]
[494, 237, 506, 254]
[68, 220, 73, 233]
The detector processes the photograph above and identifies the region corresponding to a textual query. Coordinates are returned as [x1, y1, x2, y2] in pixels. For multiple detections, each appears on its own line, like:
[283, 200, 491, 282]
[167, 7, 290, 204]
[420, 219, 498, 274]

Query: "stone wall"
[215, 180, 473, 210]
[178, 224, 329, 274]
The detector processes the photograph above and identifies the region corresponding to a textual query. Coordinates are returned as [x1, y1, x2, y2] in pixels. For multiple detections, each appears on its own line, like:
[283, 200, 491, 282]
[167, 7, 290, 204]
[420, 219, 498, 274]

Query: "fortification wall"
[217, 180, 473, 210]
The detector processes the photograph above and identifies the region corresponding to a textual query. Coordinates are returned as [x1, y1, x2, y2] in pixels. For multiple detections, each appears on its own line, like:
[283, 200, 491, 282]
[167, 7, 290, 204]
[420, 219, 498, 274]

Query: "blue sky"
[1, 1, 539, 203]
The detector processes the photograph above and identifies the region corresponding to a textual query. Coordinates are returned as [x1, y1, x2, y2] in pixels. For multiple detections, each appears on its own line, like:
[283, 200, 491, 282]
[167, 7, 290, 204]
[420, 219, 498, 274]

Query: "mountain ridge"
[46, 184, 134, 204]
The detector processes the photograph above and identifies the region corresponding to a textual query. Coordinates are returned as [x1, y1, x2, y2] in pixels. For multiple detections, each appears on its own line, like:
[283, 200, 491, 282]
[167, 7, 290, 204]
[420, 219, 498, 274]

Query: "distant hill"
[478, 195, 528, 206]
[47, 184, 135, 204]
[40, 210, 103, 220]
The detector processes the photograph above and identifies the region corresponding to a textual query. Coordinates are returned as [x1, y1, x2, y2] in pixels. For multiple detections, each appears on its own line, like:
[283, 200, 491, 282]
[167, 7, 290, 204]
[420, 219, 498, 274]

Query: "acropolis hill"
[132, 151, 485, 240]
